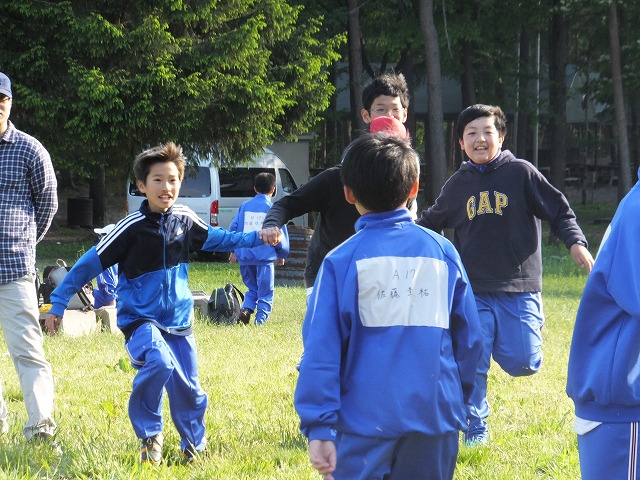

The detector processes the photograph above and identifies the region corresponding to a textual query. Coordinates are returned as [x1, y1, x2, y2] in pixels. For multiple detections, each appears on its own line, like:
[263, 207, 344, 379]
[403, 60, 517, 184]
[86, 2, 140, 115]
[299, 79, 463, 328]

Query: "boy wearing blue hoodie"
[44, 142, 277, 464]
[294, 133, 481, 480]
[567, 171, 640, 480]
[229, 173, 289, 325]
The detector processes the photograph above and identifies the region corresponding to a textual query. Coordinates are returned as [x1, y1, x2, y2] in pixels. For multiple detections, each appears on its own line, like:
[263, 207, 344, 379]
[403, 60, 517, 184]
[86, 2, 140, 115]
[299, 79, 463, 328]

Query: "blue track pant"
[125, 322, 208, 453]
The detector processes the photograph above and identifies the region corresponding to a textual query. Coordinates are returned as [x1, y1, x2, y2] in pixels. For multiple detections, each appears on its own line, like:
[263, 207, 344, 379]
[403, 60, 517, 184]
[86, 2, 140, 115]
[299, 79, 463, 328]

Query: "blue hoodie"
[294, 208, 481, 441]
[567, 173, 640, 422]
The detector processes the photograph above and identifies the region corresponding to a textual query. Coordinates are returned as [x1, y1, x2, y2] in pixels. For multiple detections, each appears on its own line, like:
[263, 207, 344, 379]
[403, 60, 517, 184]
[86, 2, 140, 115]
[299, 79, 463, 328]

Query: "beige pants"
[0, 274, 56, 439]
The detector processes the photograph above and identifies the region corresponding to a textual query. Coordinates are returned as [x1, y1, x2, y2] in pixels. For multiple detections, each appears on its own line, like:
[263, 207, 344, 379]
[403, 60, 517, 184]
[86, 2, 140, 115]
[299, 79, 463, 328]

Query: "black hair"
[341, 133, 418, 213]
[361, 72, 410, 110]
[456, 104, 507, 140]
[133, 142, 186, 183]
[254, 172, 276, 194]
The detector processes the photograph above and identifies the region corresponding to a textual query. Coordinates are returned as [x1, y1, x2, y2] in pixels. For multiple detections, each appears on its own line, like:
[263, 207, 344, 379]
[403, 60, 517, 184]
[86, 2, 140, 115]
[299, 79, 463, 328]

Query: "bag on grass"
[207, 284, 244, 325]
[40, 259, 94, 311]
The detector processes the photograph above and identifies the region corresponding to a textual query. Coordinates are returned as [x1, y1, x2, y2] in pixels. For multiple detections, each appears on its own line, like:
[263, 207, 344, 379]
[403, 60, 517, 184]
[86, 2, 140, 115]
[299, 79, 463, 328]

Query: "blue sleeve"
[446, 248, 482, 405]
[48, 248, 105, 317]
[201, 227, 262, 252]
[275, 224, 290, 259]
[229, 206, 242, 232]
[294, 259, 344, 441]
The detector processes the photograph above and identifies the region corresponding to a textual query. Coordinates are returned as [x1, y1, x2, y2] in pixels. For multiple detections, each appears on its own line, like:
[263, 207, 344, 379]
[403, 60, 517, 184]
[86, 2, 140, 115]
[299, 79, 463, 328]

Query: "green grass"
[0, 203, 615, 479]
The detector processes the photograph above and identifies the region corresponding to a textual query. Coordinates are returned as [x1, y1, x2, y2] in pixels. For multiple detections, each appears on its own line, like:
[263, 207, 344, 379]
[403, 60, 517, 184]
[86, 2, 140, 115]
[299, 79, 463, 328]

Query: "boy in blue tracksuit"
[45, 142, 277, 464]
[567, 170, 640, 480]
[294, 133, 481, 480]
[229, 173, 289, 325]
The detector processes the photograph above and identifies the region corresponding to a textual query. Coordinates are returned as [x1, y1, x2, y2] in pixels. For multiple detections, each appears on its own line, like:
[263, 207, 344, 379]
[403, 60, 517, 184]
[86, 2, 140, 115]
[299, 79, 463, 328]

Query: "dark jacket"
[417, 150, 587, 293]
[262, 166, 360, 288]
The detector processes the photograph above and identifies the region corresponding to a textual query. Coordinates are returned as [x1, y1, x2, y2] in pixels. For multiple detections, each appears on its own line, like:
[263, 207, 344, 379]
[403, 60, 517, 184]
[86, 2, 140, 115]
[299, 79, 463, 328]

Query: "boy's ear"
[408, 180, 419, 199]
[136, 179, 147, 194]
[343, 186, 358, 205]
[360, 108, 372, 124]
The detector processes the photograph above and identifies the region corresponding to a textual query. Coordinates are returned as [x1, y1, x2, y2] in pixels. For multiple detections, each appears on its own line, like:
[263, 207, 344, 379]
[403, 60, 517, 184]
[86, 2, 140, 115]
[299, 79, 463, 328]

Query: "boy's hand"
[570, 243, 595, 274]
[44, 313, 62, 336]
[258, 226, 282, 246]
[229, 252, 237, 263]
[275, 258, 285, 266]
[308, 439, 336, 479]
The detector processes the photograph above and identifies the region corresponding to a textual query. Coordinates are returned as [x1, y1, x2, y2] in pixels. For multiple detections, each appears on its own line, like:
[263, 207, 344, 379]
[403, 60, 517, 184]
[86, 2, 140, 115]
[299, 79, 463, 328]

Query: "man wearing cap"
[0, 71, 58, 441]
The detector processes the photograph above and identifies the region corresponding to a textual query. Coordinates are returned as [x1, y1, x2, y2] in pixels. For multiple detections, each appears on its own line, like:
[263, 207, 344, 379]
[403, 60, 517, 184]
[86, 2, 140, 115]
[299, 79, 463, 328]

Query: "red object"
[369, 116, 409, 139]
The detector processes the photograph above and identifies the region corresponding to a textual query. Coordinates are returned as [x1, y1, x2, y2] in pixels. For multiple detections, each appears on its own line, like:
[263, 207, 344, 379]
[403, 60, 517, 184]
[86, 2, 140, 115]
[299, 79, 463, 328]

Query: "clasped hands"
[258, 226, 283, 246]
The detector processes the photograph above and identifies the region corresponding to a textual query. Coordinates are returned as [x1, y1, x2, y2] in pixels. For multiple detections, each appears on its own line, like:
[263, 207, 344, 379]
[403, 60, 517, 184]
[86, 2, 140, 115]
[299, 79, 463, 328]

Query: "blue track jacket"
[567, 174, 640, 422]
[294, 208, 482, 441]
[49, 201, 263, 337]
[229, 193, 290, 264]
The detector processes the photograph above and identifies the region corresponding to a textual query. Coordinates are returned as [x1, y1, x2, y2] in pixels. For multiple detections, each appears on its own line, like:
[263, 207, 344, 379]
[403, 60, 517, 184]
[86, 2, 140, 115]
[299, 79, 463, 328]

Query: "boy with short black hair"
[45, 142, 276, 464]
[260, 72, 410, 293]
[417, 104, 595, 446]
[294, 133, 481, 480]
[229, 172, 289, 325]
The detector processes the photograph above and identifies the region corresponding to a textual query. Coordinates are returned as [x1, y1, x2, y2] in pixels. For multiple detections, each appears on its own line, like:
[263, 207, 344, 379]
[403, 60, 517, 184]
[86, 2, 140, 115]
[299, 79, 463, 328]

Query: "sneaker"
[239, 308, 252, 325]
[30, 431, 62, 454]
[140, 433, 163, 465]
[464, 432, 489, 447]
[0, 418, 8, 435]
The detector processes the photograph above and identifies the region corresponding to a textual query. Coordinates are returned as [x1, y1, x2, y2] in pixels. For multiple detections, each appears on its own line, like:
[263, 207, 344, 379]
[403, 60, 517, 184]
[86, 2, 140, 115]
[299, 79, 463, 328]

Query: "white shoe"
[0, 417, 8, 435]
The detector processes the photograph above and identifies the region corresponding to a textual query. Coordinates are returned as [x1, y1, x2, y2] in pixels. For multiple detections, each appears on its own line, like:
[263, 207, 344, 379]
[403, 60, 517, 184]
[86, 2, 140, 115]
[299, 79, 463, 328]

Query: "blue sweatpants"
[125, 322, 208, 453]
[466, 292, 543, 440]
[239, 263, 275, 324]
[332, 431, 459, 480]
[578, 422, 640, 480]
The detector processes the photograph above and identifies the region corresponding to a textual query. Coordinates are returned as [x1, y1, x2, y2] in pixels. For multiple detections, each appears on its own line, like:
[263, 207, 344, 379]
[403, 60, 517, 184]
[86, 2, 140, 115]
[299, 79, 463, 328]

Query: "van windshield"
[128, 166, 211, 198]
[219, 167, 277, 197]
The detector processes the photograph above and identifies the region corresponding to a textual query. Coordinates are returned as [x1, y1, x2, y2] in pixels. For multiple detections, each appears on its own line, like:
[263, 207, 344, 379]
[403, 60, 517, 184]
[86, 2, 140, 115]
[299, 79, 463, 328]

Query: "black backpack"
[207, 284, 244, 325]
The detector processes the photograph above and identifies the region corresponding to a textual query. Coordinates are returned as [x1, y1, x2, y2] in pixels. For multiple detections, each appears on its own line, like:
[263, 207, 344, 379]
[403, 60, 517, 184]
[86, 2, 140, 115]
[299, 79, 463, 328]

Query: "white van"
[126, 148, 300, 229]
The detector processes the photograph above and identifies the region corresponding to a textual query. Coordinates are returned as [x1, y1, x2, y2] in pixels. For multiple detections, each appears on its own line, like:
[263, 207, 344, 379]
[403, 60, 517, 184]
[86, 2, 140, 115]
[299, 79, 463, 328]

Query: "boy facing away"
[260, 72, 410, 294]
[45, 142, 277, 464]
[229, 172, 290, 325]
[417, 104, 595, 446]
[294, 133, 481, 480]
[566, 169, 640, 480]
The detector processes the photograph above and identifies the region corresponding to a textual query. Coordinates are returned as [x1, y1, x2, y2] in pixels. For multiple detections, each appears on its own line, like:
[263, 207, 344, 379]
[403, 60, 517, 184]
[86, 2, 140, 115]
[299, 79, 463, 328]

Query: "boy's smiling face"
[361, 95, 407, 124]
[137, 161, 182, 213]
[459, 115, 504, 165]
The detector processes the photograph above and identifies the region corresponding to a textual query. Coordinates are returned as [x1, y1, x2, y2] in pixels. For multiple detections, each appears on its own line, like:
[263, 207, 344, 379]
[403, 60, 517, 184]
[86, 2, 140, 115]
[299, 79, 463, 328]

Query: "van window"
[279, 168, 298, 194]
[219, 167, 276, 197]
[128, 166, 211, 198]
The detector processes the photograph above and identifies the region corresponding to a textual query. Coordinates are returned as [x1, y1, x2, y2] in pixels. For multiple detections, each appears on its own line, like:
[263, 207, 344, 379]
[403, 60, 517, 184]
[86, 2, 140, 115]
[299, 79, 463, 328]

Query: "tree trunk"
[460, 42, 477, 108]
[608, 0, 633, 197]
[89, 165, 106, 227]
[347, 0, 365, 139]
[548, 2, 568, 192]
[419, 0, 447, 205]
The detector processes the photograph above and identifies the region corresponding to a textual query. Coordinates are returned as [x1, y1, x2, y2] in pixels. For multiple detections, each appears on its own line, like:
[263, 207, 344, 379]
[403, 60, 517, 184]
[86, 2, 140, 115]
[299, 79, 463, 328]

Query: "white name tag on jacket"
[356, 256, 449, 328]
[243, 211, 267, 232]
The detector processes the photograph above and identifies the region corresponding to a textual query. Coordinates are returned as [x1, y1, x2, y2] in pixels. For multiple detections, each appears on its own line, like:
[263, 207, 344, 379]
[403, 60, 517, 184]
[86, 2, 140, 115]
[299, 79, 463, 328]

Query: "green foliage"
[0, 0, 343, 176]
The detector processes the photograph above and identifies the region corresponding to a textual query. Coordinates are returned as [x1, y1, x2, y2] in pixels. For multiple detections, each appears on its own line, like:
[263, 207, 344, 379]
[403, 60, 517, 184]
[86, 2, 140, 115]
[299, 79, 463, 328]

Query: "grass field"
[0, 201, 616, 479]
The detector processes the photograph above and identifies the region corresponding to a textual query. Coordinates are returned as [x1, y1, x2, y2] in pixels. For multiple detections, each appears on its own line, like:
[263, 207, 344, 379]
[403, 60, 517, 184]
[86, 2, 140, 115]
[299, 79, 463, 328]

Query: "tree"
[1, 1, 342, 223]
[608, 0, 632, 195]
[419, 0, 447, 204]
